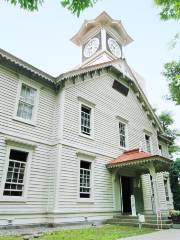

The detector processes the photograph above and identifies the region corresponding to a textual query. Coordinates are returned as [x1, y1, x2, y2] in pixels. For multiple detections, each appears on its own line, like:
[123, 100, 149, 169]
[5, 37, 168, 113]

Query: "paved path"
[120, 229, 180, 240]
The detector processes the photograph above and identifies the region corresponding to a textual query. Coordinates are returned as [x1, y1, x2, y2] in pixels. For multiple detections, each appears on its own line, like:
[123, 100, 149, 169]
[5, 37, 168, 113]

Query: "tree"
[169, 158, 180, 210]
[5, 0, 97, 16]
[61, 0, 97, 16]
[163, 61, 180, 105]
[154, 1, 180, 105]
[158, 111, 180, 155]
[154, 0, 180, 20]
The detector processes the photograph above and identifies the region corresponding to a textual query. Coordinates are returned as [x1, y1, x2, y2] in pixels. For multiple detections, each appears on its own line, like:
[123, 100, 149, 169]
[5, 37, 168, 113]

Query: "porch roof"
[106, 149, 172, 172]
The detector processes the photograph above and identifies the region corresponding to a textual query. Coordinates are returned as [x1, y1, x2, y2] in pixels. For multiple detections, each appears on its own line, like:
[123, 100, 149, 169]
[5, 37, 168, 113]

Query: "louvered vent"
[112, 80, 129, 96]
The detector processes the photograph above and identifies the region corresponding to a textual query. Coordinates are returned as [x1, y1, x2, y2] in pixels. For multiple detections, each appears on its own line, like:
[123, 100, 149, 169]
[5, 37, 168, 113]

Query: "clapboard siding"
[0, 63, 173, 225]
[0, 66, 56, 141]
[0, 133, 55, 213]
[56, 145, 113, 212]
[63, 74, 159, 157]
[0, 64, 56, 216]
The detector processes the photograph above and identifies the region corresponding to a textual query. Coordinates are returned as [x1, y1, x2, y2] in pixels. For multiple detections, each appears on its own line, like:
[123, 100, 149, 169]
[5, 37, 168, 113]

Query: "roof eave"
[106, 155, 172, 169]
[0, 48, 55, 87]
[71, 12, 133, 47]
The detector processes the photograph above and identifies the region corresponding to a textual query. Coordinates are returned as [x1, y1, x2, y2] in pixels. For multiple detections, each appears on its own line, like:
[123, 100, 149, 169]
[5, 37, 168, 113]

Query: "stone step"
[107, 221, 173, 229]
[113, 215, 170, 221]
[111, 218, 172, 224]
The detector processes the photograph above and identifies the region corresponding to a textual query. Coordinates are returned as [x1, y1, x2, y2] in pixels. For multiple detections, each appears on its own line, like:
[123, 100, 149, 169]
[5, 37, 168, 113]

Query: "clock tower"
[71, 12, 133, 67]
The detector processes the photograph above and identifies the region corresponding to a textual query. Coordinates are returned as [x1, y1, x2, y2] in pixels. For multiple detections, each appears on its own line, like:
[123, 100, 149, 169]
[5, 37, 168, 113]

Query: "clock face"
[83, 38, 100, 58]
[108, 38, 121, 58]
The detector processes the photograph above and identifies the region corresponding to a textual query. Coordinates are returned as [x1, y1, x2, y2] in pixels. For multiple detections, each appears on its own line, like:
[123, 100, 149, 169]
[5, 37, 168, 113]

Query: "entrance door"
[121, 176, 133, 213]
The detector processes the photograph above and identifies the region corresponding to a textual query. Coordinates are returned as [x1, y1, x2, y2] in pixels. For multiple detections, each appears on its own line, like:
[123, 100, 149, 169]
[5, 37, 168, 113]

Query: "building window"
[17, 83, 37, 121]
[119, 122, 126, 148]
[79, 160, 92, 199]
[81, 105, 91, 136]
[3, 149, 28, 197]
[145, 134, 151, 153]
[159, 145, 162, 155]
[164, 179, 169, 201]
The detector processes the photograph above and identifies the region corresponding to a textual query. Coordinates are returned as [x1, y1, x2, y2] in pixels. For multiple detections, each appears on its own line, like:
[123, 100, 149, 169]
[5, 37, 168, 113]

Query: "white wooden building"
[0, 12, 174, 227]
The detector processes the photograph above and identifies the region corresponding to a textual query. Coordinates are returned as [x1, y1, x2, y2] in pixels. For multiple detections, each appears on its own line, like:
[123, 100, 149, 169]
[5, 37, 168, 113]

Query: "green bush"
[171, 210, 180, 217]
[169, 158, 180, 210]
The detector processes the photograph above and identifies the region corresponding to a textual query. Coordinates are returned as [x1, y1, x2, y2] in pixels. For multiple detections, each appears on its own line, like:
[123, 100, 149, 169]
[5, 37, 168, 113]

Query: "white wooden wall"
[0, 66, 173, 225]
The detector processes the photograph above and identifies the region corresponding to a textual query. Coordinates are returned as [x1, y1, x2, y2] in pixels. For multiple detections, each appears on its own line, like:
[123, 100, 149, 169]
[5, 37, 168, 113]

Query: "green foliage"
[171, 210, 180, 216]
[159, 111, 174, 130]
[4, 0, 98, 15]
[154, 0, 180, 20]
[39, 225, 154, 240]
[0, 226, 154, 240]
[163, 60, 180, 105]
[61, 0, 97, 16]
[169, 158, 180, 210]
[5, 0, 43, 11]
[158, 111, 180, 155]
[168, 32, 180, 49]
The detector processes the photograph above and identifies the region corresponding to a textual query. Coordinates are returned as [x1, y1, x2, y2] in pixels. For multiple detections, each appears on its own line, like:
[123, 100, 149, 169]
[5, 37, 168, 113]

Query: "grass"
[0, 225, 155, 240]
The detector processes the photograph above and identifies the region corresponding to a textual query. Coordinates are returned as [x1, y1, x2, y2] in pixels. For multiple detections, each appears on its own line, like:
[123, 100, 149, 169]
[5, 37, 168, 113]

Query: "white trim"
[116, 115, 129, 124]
[78, 97, 95, 140]
[118, 118, 128, 150]
[0, 144, 33, 202]
[13, 80, 40, 126]
[76, 150, 96, 160]
[77, 97, 96, 108]
[76, 153, 95, 203]
[5, 136, 37, 149]
[144, 132, 153, 153]
[53, 144, 63, 211]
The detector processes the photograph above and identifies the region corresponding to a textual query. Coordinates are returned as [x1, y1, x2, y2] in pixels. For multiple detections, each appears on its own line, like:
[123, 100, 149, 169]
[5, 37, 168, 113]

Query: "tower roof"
[71, 11, 133, 46]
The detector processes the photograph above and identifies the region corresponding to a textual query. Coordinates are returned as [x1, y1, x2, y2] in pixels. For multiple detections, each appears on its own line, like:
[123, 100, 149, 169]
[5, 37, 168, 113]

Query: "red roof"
[107, 148, 152, 166]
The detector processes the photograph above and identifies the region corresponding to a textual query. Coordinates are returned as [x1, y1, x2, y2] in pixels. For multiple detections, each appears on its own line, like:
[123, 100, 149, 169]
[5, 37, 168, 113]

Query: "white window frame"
[78, 97, 95, 140]
[76, 151, 95, 203]
[13, 80, 40, 126]
[144, 132, 152, 153]
[116, 116, 128, 150]
[0, 144, 33, 202]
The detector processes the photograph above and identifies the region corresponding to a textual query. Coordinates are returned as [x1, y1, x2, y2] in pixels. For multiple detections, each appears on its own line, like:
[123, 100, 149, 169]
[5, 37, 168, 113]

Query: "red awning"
[106, 148, 172, 171]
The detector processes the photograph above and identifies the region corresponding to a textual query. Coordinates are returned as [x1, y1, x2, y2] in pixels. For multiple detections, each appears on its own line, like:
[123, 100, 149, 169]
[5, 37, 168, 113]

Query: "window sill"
[0, 197, 27, 202]
[118, 146, 127, 151]
[79, 133, 94, 141]
[13, 116, 37, 126]
[77, 199, 95, 203]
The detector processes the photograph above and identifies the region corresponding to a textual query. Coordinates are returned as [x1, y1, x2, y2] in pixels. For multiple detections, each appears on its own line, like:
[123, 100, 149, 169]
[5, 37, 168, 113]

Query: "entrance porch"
[107, 149, 173, 216]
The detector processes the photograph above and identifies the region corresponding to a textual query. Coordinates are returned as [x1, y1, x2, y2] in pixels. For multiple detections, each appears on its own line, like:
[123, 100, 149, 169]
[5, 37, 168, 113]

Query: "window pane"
[17, 84, 36, 121]
[81, 105, 91, 135]
[79, 160, 91, 199]
[3, 149, 28, 197]
[9, 150, 28, 162]
[119, 122, 126, 147]
[17, 102, 33, 120]
[164, 179, 169, 201]
[145, 135, 151, 153]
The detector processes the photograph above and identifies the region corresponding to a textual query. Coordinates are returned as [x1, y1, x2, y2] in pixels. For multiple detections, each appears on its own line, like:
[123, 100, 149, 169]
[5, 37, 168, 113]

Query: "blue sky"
[0, 0, 179, 147]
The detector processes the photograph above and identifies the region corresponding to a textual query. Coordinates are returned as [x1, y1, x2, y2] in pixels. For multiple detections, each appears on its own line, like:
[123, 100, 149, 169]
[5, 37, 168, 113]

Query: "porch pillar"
[147, 162, 160, 214]
[112, 170, 121, 212]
